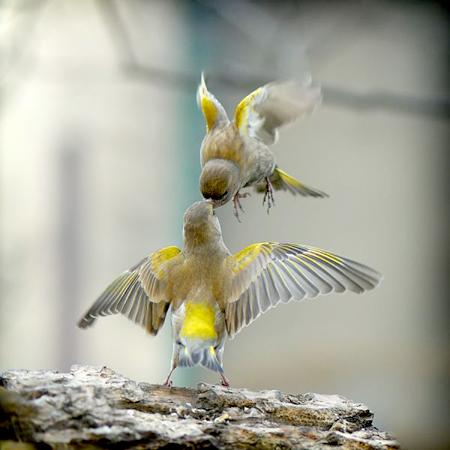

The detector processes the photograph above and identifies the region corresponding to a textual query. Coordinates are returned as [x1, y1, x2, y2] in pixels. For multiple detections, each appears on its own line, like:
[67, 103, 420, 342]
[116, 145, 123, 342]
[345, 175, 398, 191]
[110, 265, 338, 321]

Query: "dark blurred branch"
[323, 85, 450, 118]
[97, 0, 449, 120]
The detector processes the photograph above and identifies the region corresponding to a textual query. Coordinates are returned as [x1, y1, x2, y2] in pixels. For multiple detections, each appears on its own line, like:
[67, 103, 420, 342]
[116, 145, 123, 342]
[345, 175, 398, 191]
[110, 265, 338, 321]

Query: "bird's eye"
[176, 340, 183, 346]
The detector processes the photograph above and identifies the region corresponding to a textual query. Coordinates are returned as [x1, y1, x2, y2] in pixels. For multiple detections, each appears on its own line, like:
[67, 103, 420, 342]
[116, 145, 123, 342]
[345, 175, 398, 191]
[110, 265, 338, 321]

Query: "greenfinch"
[197, 74, 327, 219]
[78, 201, 381, 386]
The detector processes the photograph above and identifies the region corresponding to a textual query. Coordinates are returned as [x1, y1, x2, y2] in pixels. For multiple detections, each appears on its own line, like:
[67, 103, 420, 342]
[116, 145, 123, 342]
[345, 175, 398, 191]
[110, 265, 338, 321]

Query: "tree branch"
[0, 365, 400, 449]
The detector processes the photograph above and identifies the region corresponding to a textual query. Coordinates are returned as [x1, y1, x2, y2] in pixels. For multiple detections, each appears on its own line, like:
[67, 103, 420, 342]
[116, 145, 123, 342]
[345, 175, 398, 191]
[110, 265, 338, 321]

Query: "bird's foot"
[232, 192, 250, 222]
[262, 177, 275, 213]
[220, 373, 230, 387]
[163, 367, 175, 387]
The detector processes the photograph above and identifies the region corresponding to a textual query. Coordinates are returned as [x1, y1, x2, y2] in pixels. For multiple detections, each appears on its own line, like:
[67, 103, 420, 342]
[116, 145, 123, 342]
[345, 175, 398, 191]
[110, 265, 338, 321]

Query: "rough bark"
[0, 365, 400, 449]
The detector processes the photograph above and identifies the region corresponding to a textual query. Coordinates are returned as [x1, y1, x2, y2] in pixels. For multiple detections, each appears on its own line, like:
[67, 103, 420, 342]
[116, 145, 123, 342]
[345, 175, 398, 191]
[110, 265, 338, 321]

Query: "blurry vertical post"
[56, 134, 84, 371]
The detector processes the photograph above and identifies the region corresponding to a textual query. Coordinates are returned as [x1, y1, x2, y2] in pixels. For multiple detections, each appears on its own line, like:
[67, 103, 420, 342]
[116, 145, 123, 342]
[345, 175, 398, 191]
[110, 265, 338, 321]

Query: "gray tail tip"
[308, 187, 329, 198]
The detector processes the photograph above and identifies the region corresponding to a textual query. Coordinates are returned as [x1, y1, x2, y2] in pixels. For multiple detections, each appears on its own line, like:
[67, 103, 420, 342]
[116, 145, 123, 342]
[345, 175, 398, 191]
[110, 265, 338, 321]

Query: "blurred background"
[0, 0, 448, 448]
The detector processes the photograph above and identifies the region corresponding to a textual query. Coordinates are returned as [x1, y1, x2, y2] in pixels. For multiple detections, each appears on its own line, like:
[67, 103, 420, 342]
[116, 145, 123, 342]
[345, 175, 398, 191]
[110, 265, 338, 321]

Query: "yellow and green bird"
[197, 73, 327, 219]
[78, 201, 381, 386]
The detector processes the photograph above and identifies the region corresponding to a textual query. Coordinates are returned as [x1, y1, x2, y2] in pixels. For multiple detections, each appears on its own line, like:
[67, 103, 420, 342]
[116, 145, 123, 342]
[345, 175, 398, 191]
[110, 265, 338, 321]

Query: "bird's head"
[200, 159, 240, 207]
[183, 200, 223, 248]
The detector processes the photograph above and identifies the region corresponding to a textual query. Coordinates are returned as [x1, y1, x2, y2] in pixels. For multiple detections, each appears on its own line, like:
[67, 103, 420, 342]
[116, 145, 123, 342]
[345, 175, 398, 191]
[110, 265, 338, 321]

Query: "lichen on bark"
[0, 365, 400, 449]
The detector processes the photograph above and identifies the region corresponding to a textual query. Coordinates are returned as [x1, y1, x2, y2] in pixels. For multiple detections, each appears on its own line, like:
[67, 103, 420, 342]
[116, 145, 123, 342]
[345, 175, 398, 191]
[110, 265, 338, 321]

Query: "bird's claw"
[220, 374, 230, 387]
[262, 177, 275, 213]
[163, 367, 175, 387]
[232, 192, 251, 222]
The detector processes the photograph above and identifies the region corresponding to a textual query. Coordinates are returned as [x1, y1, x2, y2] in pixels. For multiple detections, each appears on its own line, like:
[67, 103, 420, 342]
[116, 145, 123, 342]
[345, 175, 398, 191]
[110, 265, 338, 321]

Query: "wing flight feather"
[78, 246, 181, 335]
[226, 243, 382, 337]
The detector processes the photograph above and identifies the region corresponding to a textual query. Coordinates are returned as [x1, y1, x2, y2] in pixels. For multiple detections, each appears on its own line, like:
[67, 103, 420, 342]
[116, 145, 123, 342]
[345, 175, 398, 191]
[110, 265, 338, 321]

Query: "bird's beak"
[204, 199, 216, 212]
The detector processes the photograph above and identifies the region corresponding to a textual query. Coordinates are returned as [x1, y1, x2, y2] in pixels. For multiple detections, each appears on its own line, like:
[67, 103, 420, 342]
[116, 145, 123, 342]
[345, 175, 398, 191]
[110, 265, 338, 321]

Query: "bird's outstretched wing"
[234, 77, 322, 145]
[225, 243, 382, 337]
[197, 72, 229, 131]
[78, 246, 182, 335]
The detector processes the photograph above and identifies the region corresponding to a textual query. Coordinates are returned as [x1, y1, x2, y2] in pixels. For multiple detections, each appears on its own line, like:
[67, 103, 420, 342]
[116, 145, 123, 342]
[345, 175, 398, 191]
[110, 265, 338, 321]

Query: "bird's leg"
[220, 372, 230, 387]
[232, 191, 251, 221]
[163, 366, 176, 387]
[262, 177, 275, 213]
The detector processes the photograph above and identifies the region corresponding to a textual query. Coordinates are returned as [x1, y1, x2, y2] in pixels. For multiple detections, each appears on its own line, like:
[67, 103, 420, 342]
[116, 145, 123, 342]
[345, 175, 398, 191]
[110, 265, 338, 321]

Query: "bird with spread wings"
[197, 73, 328, 219]
[78, 201, 381, 386]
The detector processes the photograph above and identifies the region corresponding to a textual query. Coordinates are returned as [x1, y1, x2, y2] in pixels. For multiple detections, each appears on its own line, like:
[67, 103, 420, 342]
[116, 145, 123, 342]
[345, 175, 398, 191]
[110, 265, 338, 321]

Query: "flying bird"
[198, 73, 328, 219]
[78, 201, 381, 387]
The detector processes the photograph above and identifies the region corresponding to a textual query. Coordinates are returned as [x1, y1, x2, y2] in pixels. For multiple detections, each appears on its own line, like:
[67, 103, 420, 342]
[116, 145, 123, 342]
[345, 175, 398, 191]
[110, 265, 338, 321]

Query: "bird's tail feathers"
[200, 346, 224, 373]
[257, 167, 329, 198]
[178, 347, 197, 368]
[177, 345, 224, 373]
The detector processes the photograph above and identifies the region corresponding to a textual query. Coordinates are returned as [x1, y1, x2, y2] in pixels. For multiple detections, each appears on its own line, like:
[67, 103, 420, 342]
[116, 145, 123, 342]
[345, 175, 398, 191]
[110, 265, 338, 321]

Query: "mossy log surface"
[0, 365, 400, 449]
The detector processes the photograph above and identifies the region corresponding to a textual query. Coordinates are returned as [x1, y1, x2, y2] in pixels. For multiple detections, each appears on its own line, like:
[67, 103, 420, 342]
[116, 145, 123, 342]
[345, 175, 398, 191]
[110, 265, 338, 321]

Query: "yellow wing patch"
[231, 242, 272, 274]
[150, 246, 181, 278]
[200, 96, 218, 131]
[197, 73, 228, 131]
[234, 87, 264, 132]
[180, 302, 217, 340]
